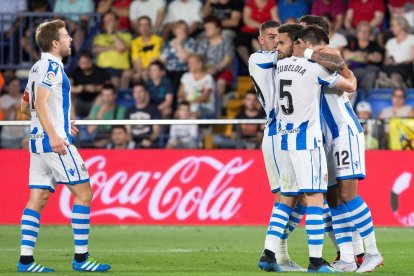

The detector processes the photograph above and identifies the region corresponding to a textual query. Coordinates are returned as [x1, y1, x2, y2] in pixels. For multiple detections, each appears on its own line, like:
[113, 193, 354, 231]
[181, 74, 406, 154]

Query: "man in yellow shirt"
[93, 11, 132, 88]
[131, 16, 164, 82]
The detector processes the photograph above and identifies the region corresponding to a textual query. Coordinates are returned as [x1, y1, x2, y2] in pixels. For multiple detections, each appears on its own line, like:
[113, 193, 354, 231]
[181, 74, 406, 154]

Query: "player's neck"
[46, 50, 63, 61]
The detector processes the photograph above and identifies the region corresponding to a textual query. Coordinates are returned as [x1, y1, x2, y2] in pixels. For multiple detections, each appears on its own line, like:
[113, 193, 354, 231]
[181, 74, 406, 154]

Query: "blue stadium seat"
[406, 89, 414, 107]
[367, 88, 393, 99]
[367, 97, 392, 118]
[116, 89, 134, 108]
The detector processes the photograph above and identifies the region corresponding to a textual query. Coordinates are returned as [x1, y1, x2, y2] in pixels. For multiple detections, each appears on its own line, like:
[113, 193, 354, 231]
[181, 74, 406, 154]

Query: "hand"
[84, 84, 95, 92]
[70, 121, 79, 136]
[292, 38, 307, 57]
[50, 135, 69, 155]
[140, 139, 152, 148]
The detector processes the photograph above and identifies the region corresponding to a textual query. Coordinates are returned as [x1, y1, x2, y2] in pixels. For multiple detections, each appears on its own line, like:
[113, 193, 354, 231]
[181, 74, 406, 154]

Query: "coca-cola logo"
[59, 155, 253, 221]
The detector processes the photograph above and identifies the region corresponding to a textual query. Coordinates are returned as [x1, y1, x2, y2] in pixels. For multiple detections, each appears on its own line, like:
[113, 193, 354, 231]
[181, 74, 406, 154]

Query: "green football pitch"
[0, 226, 413, 275]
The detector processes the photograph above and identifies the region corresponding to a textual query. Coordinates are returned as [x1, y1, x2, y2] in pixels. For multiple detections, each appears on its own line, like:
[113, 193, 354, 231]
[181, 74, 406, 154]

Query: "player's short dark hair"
[299, 15, 329, 35]
[149, 60, 166, 71]
[204, 16, 222, 29]
[277, 23, 303, 42]
[102, 83, 117, 94]
[111, 125, 128, 133]
[138, 15, 152, 25]
[260, 20, 280, 35]
[35, 19, 66, 52]
[299, 25, 329, 46]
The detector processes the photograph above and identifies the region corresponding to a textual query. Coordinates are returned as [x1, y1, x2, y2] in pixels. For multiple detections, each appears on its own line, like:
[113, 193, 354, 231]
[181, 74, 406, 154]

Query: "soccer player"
[299, 16, 383, 272]
[269, 23, 357, 273]
[249, 20, 305, 272]
[17, 20, 111, 272]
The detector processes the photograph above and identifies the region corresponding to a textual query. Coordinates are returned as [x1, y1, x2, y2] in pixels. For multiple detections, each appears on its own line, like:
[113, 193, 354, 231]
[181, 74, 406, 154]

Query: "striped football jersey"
[275, 57, 339, 150]
[248, 50, 278, 134]
[26, 52, 72, 153]
[321, 88, 363, 142]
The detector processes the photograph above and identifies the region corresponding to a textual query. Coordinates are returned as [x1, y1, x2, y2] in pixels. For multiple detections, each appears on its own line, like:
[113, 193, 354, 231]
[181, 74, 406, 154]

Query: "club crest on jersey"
[81, 164, 87, 172]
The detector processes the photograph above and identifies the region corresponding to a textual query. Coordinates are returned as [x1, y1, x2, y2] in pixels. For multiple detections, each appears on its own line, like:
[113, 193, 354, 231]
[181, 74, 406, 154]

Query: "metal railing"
[0, 12, 101, 70]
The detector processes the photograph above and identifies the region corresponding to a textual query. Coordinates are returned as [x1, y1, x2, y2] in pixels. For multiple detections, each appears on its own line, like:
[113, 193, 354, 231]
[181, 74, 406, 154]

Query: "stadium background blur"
[0, 0, 414, 274]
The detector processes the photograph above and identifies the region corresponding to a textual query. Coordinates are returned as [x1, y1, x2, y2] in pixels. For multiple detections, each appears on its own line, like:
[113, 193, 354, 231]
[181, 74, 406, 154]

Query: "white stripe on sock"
[21, 225, 39, 232]
[21, 215, 40, 224]
[72, 213, 90, 219]
[71, 223, 90, 229]
[306, 214, 322, 221]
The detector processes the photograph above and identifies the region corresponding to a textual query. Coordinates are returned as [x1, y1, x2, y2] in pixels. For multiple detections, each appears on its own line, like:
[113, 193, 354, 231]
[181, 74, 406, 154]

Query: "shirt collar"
[41, 52, 64, 67]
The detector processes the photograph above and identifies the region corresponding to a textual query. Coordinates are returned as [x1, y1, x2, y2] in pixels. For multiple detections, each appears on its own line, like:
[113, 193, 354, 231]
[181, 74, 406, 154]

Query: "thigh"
[276, 148, 299, 196]
[291, 147, 328, 193]
[262, 133, 280, 193]
[324, 141, 338, 189]
[41, 145, 90, 185]
[332, 132, 366, 181]
[29, 152, 57, 192]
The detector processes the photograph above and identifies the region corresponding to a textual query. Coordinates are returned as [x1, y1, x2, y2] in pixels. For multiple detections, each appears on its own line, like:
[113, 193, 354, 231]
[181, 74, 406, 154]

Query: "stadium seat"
[367, 97, 392, 118]
[406, 89, 414, 107]
[236, 76, 253, 99]
[367, 88, 393, 99]
[116, 89, 134, 108]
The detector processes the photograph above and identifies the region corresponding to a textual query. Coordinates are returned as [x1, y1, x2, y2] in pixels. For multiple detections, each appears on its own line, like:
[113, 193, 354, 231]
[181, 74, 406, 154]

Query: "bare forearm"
[35, 103, 58, 138]
[311, 51, 346, 72]
[112, 34, 127, 52]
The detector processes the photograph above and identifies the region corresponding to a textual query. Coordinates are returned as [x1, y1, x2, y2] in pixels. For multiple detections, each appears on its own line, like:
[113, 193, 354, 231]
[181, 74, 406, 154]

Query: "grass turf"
[0, 226, 412, 275]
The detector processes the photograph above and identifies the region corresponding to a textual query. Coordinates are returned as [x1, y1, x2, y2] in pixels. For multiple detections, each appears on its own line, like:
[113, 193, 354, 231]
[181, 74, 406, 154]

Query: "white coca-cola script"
[60, 155, 253, 221]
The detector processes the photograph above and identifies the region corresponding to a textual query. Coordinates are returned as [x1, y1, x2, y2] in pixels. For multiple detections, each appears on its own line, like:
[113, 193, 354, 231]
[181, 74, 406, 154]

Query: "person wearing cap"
[356, 101, 379, 149]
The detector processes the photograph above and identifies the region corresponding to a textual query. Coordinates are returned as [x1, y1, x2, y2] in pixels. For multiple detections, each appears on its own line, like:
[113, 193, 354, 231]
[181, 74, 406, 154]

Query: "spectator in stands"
[178, 54, 217, 119]
[379, 88, 414, 119]
[235, 0, 278, 67]
[197, 17, 234, 97]
[0, 78, 27, 148]
[166, 101, 199, 148]
[202, 0, 243, 40]
[323, 14, 347, 52]
[312, 0, 345, 31]
[356, 101, 379, 149]
[97, 0, 132, 31]
[213, 90, 265, 149]
[125, 83, 162, 148]
[163, 0, 203, 39]
[130, 16, 164, 83]
[278, 0, 310, 24]
[70, 51, 110, 118]
[160, 20, 196, 93]
[344, 0, 385, 35]
[87, 83, 127, 148]
[388, 0, 414, 28]
[53, 0, 94, 52]
[93, 11, 132, 88]
[343, 21, 383, 93]
[106, 125, 137, 149]
[129, 0, 166, 34]
[383, 16, 414, 88]
[145, 61, 174, 118]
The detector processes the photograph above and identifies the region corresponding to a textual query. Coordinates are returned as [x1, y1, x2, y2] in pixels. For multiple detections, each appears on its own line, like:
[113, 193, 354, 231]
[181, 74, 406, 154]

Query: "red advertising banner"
[0, 150, 413, 226]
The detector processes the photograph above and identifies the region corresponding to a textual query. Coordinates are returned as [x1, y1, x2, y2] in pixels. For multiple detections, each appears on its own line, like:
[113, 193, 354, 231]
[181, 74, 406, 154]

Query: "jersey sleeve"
[23, 90, 29, 102]
[317, 70, 340, 88]
[35, 60, 60, 91]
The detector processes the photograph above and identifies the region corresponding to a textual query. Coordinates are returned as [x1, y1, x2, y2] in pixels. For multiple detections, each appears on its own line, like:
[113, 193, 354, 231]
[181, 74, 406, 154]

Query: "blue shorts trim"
[337, 174, 365, 181]
[328, 184, 338, 190]
[300, 189, 327, 193]
[281, 192, 300, 196]
[29, 185, 55, 193]
[271, 187, 280, 193]
[57, 178, 90, 185]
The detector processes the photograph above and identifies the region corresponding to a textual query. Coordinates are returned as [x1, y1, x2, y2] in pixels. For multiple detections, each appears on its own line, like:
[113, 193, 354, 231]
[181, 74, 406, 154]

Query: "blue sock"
[265, 203, 293, 254]
[21, 208, 41, 257]
[306, 206, 324, 258]
[345, 196, 378, 255]
[72, 205, 90, 255]
[330, 203, 355, 262]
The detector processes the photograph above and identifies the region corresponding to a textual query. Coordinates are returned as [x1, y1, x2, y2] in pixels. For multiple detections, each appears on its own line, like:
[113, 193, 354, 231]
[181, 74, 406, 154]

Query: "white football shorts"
[29, 145, 90, 192]
[276, 146, 328, 195]
[262, 127, 280, 193]
[324, 131, 366, 188]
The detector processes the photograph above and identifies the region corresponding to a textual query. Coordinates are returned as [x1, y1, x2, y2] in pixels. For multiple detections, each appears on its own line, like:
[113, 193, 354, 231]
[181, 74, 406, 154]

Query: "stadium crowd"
[0, 0, 413, 149]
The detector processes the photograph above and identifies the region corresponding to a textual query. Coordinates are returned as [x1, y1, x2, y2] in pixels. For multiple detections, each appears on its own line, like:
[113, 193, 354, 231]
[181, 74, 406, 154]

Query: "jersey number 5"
[280, 79, 294, 115]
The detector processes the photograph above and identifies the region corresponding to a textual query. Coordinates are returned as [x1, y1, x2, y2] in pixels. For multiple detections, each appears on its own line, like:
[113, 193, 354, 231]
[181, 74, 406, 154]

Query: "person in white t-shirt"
[323, 14, 347, 52]
[177, 53, 216, 118]
[129, 0, 166, 34]
[162, 0, 203, 39]
[379, 88, 414, 119]
[166, 101, 199, 148]
[383, 16, 414, 86]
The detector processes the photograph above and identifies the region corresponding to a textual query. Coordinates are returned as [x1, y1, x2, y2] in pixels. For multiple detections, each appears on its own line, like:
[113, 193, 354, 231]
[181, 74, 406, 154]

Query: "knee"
[27, 190, 51, 212]
[339, 189, 357, 203]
